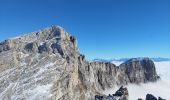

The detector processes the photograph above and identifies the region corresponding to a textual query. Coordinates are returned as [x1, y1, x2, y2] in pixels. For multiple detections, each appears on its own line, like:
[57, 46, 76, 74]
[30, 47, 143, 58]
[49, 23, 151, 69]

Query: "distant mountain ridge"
[93, 57, 170, 62]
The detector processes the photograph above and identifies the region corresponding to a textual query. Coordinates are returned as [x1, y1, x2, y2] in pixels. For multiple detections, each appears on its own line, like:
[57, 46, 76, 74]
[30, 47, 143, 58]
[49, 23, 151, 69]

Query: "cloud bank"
[104, 61, 170, 100]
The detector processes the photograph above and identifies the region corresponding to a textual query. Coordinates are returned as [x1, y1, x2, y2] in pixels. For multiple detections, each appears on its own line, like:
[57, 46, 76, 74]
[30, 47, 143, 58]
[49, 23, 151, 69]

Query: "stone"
[95, 95, 104, 100]
[158, 97, 166, 100]
[51, 42, 64, 56]
[95, 86, 129, 100]
[38, 43, 49, 53]
[24, 42, 38, 53]
[145, 94, 157, 100]
[0, 26, 160, 100]
[0, 40, 10, 52]
[113, 86, 129, 100]
[119, 58, 159, 83]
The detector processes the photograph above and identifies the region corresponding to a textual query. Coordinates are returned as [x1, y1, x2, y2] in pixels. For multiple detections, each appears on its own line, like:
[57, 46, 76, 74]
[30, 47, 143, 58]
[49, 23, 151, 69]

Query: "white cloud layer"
[104, 61, 170, 100]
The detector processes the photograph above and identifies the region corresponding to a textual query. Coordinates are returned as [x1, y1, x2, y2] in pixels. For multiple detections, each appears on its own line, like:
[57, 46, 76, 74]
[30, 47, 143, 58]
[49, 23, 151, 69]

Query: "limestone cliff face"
[0, 26, 159, 100]
[0, 26, 80, 100]
[119, 58, 159, 83]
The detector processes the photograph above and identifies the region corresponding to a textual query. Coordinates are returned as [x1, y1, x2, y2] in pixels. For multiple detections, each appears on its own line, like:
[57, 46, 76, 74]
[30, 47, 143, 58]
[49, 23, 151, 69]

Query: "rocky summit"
[0, 26, 159, 100]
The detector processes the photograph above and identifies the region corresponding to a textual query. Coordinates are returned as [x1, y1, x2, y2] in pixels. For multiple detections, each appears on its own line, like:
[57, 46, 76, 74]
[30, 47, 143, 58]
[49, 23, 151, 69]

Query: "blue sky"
[0, 0, 170, 59]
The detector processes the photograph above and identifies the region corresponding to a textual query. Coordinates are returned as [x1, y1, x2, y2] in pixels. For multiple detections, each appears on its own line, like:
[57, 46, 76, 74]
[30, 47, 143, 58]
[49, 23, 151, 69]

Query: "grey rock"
[95, 86, 129, 100]
[51, 42, 64, 56]
[24, 42, 38, 53]
[145, 94, 157, 100]
[0, 40, 10, 52]
[119, 58, 159, 84]
[158, 97, 166, 100]
[0, 26, 159, 100]
[38, 43, 49, 53]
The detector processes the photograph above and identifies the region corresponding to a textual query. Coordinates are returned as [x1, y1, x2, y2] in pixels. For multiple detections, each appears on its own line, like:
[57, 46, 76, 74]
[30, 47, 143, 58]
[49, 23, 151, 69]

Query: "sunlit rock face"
[0, 26, 80, 100]
[0, 26, 159, 100]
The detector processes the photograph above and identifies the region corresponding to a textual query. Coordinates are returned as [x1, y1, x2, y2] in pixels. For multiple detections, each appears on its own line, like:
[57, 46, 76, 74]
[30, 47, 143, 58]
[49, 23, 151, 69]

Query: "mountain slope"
[0, 26, 159, 100]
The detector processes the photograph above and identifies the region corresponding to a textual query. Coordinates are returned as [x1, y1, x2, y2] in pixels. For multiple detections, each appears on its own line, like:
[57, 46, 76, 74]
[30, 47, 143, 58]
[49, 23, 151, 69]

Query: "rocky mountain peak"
[0, 26, 160, 100]
[0, 26, 78, 57]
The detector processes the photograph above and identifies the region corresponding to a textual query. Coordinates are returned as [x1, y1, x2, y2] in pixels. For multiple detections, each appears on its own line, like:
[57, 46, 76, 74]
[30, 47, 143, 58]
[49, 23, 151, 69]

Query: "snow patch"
[0, 83, 16, 99]
[111, 61, 123, 66]
[11, 84, 52, 100]
[34, 62, 55, 78]
[40, 42, 44, 46]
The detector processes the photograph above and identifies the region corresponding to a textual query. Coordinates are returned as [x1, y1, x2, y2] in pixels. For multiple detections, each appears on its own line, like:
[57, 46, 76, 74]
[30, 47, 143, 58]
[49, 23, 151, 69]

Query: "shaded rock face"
[95, 86, 129, 100]
[119, 58, 159, 83]
[144, 94, 166, 100]
[78, 62, 129, 92]
[0, 26, 159, 100]
[0, 40, 10, 52]
[145, 94, 157, 100]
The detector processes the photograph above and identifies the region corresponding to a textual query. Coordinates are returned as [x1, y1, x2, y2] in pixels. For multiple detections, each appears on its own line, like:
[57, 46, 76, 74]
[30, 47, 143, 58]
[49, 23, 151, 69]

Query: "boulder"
[95, 86, 129, 100]
[158, 97, 166, 100]
[146, 94, 157, 100]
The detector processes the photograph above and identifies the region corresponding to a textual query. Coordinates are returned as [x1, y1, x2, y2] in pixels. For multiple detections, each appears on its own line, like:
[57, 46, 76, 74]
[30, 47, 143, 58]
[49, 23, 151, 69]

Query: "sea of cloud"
[104, 61, 170, 100]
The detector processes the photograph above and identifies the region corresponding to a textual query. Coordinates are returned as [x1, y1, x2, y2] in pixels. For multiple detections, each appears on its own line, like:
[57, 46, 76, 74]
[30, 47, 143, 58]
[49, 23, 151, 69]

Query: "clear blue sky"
[0, 0, 170, 59]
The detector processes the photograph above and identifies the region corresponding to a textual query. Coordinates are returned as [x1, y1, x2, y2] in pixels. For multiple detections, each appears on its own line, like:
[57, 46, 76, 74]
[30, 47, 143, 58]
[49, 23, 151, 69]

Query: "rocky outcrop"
[119, 58, 159, 84]
[77, 61, 129, 94]
[95, 88, 166, 100]
[0, 26, 159, 100]
[143, 94, 166, 100]
[145, 94, 157, 100]
[95, 86, 129, 100]
[0, 40, 11, 52]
